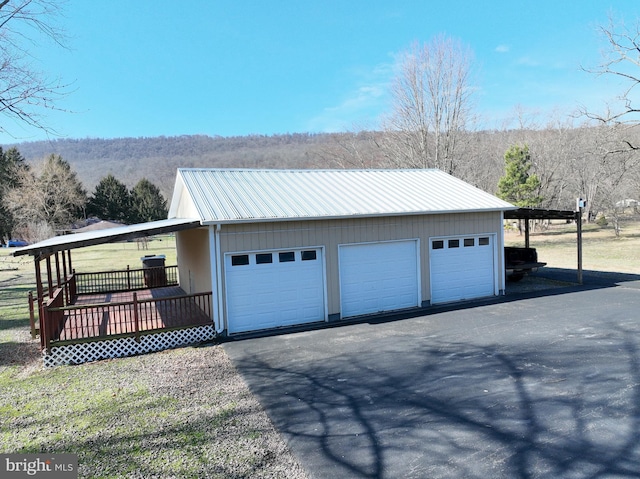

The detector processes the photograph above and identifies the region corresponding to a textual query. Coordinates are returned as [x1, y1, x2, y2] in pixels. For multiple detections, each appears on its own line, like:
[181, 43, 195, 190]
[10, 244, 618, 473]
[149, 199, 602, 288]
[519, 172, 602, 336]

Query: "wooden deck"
[57, 286, 213, 341]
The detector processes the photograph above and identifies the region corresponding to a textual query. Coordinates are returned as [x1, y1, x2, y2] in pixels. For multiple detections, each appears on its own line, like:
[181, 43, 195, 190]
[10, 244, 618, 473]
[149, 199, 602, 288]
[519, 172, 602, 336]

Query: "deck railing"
[43, 291, 213, 350]
[35, 264, 208, 351]
[31, 273, 77, 348]
[75, 265, 179, 295]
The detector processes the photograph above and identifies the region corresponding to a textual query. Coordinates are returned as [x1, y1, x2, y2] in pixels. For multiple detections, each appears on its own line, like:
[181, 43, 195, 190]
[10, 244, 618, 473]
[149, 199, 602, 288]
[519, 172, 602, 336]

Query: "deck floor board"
[58, 286, 213, 341]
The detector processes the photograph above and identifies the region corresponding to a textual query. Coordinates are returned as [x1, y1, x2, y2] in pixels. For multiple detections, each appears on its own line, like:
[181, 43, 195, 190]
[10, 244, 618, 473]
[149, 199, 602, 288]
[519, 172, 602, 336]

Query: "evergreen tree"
[130, 178, 168, 223]
[87, 174, 132, 223]
[0, 147, 29, 242]
[497, 144, 543, 207]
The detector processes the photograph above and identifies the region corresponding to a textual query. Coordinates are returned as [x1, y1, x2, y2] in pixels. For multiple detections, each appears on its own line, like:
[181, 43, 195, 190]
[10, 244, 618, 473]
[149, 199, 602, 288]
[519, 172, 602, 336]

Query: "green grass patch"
[67, 235, 177, 273]
[0, 354, 260, 478]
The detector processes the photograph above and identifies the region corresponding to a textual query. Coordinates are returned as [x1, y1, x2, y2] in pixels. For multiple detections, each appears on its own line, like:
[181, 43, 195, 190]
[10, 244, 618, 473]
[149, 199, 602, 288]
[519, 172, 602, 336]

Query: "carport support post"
[577, 201, 583, 285]
[45, 255, 53, 295]
[54, 252, 61, 289]
[524, 219, 530, 249]
[34, 255, 47, 351]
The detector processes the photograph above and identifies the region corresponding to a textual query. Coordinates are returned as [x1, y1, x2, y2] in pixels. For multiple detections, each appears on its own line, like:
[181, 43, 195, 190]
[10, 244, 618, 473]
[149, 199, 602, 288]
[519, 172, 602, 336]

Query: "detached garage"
[169, 168, 515, 335]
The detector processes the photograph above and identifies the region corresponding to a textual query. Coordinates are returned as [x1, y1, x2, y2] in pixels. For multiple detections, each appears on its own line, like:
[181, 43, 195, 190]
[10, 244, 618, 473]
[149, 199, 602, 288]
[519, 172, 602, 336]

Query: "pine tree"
[0, 147, 29, 242]
[497, 144, 543, 207]
[87, 174, 132, 223]
[130, 179, 168, 223]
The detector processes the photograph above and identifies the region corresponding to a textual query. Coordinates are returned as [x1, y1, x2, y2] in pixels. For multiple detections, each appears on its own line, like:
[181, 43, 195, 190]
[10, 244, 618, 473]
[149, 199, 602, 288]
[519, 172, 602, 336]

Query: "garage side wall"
[218, 212, 503, 318]
[171, 179, 201, 219]
[176, 227, 212, 294]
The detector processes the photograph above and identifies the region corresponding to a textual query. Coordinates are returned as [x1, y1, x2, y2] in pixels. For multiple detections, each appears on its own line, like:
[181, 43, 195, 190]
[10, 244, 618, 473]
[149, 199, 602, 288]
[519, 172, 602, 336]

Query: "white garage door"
[339, 240, 420, 318]
[225, 248, 326, 334]
[430, 235, 496, 304]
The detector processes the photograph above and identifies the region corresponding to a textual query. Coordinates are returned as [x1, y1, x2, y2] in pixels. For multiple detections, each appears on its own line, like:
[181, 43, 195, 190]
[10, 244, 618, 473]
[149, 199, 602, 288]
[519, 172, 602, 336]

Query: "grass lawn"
[0, 235, 307, 479]
[505, 217, 640, 274]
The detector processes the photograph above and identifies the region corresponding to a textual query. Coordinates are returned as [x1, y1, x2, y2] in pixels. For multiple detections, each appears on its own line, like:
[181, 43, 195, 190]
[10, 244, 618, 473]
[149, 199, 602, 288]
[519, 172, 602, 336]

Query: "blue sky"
[2, 0, 638, 143]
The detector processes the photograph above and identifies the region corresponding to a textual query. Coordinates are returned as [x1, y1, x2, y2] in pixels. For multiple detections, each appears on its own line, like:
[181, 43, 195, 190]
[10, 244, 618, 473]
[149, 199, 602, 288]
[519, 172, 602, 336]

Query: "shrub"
[596, 215, 608, 227]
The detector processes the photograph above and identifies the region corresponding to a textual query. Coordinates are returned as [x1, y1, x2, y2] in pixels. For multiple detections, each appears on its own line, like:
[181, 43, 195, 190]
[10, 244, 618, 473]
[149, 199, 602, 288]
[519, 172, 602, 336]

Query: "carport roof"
[170, 168, 516, 224]
[12, 218, 201, 257]
[504, 208, 578, 221]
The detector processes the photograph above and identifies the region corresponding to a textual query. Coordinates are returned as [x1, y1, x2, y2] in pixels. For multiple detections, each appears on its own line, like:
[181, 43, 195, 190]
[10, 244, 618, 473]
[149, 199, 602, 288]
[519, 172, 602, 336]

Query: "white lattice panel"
[43, 325, 216, 367]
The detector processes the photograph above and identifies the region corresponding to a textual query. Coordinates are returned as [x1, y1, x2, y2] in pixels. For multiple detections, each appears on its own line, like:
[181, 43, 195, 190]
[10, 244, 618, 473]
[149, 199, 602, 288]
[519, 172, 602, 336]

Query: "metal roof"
[13, 218, 201, 257]
[171, 168, 515, 224]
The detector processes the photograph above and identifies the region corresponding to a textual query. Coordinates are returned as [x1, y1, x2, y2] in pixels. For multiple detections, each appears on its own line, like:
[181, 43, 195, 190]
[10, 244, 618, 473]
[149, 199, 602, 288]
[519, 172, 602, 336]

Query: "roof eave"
[199, 207, 515, 226]
[12, 218, 202, 257]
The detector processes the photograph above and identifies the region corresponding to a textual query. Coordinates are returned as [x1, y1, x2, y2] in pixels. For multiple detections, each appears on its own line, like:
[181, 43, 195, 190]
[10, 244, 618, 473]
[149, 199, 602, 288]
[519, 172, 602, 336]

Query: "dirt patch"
[135, 345, 310, 478]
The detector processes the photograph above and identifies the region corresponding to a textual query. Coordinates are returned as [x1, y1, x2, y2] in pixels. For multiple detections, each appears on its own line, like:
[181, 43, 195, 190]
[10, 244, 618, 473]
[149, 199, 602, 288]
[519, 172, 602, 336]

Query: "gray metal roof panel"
[13, 218, 201, 256]
[175, 168, 515, 223]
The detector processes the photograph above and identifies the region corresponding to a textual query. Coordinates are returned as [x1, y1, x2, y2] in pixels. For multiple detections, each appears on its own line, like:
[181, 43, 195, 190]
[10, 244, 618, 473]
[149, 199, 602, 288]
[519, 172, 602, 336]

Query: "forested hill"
[7, 126, 634, 219]
[4, 133, 346, 200]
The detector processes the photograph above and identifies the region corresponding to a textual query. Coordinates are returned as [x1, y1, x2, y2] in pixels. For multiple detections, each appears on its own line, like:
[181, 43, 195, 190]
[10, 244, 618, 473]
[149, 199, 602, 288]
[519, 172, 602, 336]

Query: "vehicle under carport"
[503, 207, 583, 283]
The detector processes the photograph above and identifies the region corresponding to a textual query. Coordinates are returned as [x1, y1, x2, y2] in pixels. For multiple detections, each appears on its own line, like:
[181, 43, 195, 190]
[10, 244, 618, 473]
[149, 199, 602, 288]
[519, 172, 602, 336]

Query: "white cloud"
[516, 56, 541, 67]
[495, 44, 510, 53]
[306, 62, 394, 132]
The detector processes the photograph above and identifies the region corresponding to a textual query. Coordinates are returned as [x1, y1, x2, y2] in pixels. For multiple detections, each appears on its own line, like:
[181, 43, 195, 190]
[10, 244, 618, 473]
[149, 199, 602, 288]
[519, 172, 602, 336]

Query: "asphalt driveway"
[223, 271, 640, 479]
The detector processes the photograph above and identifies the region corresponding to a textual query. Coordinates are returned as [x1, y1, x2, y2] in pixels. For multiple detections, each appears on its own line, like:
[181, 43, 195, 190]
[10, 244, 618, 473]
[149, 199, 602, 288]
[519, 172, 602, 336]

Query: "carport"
[503, 207, 583, 283]
[13, 218, 201, 322]
[12, 218, 212, 366]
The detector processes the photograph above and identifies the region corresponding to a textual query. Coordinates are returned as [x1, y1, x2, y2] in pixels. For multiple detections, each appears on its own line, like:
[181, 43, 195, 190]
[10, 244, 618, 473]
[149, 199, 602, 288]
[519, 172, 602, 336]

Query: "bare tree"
[581, 17, 640, 142]
[7, 154, 86, 237]
[315, 130, 386, 169]
[381, 35, 476, 174]
[563, 123, 640, 231]
[528, 116, 582, 211]
[0, 0, 68, 137]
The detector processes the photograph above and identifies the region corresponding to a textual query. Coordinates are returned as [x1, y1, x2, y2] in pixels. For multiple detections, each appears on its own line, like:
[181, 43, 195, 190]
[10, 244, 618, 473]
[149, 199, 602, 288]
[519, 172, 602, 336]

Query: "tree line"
[5, 121, 640, 243]
[3, 121, 638, 246]
[0, 148, 167, 245]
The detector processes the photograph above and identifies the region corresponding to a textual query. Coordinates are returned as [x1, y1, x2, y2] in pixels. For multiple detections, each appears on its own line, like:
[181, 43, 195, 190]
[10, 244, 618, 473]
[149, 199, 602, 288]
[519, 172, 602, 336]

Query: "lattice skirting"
[43, 325, 217, 367]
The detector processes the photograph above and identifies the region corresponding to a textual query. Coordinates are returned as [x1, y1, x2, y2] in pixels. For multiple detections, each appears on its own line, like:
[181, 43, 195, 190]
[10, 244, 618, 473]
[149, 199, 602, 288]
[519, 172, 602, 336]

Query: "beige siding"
[173, 182, 201, 219]
[176, 227, 212, 294]
[218, 212, 504, 318]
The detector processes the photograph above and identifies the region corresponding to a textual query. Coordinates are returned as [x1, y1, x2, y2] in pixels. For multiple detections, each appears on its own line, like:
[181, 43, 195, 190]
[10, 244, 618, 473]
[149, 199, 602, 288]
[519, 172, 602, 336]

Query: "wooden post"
[54, 251, 61, 289]
[28, 291, 36, 339]
[34, 256, 47, 351]
[524, 218, 530, 249]
[127, 265, 131, 290]
[576, 199, 584, 285]
[61, 250, 68, 279]
[133, 292, 140, 342]
[45, 254, 53, 297]
[61, 250, 69, 305]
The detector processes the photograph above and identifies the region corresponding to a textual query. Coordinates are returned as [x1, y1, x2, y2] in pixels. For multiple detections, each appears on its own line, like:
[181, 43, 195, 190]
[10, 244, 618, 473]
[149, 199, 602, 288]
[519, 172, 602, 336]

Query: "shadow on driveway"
[523, 267, 640, 290]
[223, 272, 640, 478]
